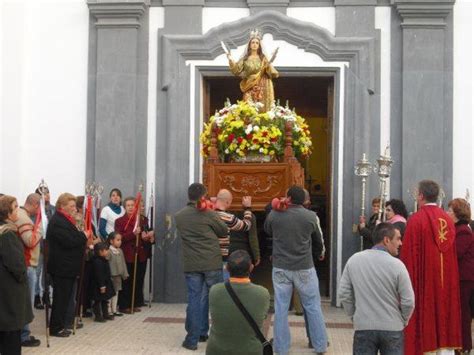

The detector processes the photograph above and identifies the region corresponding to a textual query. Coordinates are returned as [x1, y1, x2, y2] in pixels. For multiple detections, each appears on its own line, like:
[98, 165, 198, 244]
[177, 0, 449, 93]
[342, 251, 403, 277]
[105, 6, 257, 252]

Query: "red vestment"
[400, 205, 462, 354]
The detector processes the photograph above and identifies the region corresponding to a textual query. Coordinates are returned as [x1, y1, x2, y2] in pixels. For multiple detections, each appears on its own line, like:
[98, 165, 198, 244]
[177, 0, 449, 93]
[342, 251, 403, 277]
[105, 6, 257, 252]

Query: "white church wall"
[1, 0, 89, 203]
[202, 7, 250, 34]
[286, 7, 336, 36]
[453, 0, 473, 202]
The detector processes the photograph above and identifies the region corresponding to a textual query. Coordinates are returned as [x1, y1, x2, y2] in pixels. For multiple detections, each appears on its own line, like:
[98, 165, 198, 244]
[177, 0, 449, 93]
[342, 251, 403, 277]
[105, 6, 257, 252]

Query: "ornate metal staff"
[408, 186, 419, 214]
[354, 153, 373, 251]
[38, 179, 50, 347]
[131, 184, 144, 314]
[375, 146, 394, 222]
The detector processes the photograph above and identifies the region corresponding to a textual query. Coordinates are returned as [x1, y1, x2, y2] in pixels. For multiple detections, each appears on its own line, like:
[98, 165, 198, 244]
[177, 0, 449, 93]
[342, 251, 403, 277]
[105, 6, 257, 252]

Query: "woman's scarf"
[108, 202, 122, 215]
[57, 209, 77, 226]
[388, 214, 407, 225]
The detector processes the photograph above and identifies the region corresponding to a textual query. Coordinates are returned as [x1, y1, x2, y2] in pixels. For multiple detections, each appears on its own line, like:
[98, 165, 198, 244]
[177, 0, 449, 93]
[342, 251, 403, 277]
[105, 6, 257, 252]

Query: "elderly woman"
[385, 199, 408, 237]
[47, 193, 87, 337]
[447, 198, 474, 354]
[0, 195, 33, 354]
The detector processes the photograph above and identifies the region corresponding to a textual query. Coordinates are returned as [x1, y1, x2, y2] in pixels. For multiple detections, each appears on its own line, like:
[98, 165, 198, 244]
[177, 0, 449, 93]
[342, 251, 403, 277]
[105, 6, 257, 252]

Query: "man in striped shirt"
[214, 190, 253, 271]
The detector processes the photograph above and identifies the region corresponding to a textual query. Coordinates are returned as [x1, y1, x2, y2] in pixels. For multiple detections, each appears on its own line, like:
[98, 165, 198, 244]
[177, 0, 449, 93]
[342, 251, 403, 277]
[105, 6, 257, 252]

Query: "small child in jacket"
[91, 242, 115, 322]
[107, 232, 129, 316]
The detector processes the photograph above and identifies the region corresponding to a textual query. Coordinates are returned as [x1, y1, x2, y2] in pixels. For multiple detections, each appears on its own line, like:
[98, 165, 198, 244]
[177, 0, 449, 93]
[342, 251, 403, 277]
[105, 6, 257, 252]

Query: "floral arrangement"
[200, 100, 313, 161]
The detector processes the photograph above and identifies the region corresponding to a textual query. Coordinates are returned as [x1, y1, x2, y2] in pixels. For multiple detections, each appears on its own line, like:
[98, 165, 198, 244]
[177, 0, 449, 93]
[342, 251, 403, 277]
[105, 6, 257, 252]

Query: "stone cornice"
[88, 1, 149, 28]
[391, 0, 454, 28]
[162, 0, 204, 5]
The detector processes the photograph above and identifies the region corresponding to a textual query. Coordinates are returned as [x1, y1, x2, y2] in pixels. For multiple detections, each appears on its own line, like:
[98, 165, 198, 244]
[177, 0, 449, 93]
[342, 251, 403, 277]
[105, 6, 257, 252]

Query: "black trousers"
[0, 330, 21, 355]
[118, 261, 146, 310]
[93, 300, 109, 320]
[50, 276, 75, 334]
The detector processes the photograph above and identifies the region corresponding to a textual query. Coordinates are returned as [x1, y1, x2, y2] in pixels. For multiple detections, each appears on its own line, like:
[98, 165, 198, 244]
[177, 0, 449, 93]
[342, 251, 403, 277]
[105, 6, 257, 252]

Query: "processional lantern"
[374, 146, 394, 222]
[354, 153, 372, 251]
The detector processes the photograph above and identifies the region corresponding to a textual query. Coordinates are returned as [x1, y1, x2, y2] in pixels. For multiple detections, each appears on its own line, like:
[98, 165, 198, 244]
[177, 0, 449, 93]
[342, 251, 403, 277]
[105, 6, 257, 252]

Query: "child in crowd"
[107, 232, 129, 317]
[91, 242, 115, 322]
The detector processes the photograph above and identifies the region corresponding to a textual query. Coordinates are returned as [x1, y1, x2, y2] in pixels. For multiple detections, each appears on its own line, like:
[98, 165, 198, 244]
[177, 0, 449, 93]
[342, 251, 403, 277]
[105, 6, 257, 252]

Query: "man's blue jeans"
[21, 266, 38, 342]
[353, 330, 404, 355]
[184, 270, 223, 347]
[273, 267, 328, 354]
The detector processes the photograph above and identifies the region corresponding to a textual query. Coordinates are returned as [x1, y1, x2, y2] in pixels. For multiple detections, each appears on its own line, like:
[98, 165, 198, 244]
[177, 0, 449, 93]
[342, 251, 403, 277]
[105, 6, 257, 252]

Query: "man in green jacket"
[175, 183, 228, 351]
[207, 250, 270, 355]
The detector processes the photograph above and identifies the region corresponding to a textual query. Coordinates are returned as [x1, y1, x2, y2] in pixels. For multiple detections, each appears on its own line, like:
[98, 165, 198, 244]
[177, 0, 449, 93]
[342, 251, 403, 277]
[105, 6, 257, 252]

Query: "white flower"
[225, 149, 229, 154]
[268, 111, 275, 120]
[259, 148, 264, 153]
[253, 125, 260, 132]
[293, 125, 301, 132]
[245, 124, 253, 135]
[236, 148, 240, 153]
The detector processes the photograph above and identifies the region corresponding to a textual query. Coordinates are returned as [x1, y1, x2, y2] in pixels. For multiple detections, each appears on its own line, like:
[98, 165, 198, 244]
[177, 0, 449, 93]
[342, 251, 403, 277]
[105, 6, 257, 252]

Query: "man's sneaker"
[182, 341, 197, 351]
[114, 312, 124, 317]
[21, 337, 41, 347]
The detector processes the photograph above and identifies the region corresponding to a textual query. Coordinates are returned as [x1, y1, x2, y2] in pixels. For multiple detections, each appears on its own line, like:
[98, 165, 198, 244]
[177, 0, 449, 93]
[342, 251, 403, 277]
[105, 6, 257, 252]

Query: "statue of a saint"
[225, 29, 279, 112]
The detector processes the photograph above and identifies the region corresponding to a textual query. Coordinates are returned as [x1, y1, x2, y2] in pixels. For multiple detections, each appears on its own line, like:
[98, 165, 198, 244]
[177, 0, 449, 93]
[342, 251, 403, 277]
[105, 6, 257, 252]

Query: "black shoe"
[34, 295, 44, 310]
[182, 342, 197, 351]
[199, 335, 208, 342]
[21, 338, 41, 347]
[82, 310, 93, 318]
[94, 317, 106, 323]
[308, 340, 313, 349]
[66, 322, 84, 330]
[51, 329, 71, 337]
[104, 314, 114, 320]
[114, 312, 124, 317]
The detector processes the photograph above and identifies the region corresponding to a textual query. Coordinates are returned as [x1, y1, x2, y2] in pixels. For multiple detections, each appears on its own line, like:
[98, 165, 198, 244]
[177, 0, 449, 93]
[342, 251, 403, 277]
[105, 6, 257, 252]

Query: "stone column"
[335, 0, 380, 282]
[393, 0, 454, 204]
[87, 0, 149, 196]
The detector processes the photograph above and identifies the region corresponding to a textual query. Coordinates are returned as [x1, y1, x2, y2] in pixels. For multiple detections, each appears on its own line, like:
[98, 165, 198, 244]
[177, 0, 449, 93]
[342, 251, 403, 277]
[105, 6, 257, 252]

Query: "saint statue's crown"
[249, 29, 263, 41]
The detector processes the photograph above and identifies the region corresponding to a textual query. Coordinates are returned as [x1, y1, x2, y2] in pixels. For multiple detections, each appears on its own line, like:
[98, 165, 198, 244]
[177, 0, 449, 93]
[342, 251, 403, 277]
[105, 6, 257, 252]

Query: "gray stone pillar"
[154, 0, 204, 303]
[335, 0, 380, 286]
[393, 0, 454, 205]
[86, 0, 149, 197]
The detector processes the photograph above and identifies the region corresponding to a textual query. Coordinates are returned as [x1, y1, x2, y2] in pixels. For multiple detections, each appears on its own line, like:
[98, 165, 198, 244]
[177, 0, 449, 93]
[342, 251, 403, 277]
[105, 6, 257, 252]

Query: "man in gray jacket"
[338, 223, 415, 354]
[264, 186, 327, 355]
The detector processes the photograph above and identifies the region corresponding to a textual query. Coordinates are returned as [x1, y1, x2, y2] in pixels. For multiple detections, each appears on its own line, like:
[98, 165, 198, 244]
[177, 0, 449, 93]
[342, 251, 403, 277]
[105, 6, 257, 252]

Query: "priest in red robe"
[400, 180, 462, 354]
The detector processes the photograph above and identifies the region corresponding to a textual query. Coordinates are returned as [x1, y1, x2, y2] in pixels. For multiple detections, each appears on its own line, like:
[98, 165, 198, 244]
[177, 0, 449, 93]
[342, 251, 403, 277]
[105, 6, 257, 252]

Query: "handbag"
[225, 281, 273, 355]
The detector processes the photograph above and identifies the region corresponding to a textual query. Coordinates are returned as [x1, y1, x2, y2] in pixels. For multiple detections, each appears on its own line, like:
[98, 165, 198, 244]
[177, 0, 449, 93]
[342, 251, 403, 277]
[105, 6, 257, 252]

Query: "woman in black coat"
[0, 195, 33, 355]
[46, 193, 87, 337]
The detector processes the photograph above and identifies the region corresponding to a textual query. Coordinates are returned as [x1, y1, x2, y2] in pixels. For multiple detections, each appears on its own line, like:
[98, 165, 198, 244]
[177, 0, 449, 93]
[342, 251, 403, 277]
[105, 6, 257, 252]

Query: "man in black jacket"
[46, 193, 87, 337]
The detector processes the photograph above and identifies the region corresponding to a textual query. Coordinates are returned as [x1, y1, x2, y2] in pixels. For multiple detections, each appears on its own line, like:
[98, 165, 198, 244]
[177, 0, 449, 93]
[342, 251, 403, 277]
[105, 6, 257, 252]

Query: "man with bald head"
[214, 189, 253, 279]
[14, 193, 42, 347]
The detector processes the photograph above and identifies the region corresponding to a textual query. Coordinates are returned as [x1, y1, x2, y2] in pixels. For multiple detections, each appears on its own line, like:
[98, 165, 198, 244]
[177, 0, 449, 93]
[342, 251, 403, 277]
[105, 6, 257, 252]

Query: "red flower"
[227, 134, 235, 143]
[246, 133, 253, 140]
[262, 131, 268, 137]
[253, 139, 259, 144]
[271, 137, 278, 142]
[237, 137, 243, 144]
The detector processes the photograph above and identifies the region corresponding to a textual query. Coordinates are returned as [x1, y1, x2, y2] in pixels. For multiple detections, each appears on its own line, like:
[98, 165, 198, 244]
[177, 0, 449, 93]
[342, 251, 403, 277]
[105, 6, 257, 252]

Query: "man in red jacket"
[400, 180, 462, 354]
[115, 197, 154, 313]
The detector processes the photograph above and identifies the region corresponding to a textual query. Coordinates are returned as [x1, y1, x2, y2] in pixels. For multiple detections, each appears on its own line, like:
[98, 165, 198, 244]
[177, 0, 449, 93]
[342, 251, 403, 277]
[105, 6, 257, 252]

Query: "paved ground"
[25, 300, 355, 354]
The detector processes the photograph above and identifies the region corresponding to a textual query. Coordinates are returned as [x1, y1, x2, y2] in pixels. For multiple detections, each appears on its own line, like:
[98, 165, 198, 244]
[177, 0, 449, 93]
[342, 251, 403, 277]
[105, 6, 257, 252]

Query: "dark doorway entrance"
[202, 75, 334, 297]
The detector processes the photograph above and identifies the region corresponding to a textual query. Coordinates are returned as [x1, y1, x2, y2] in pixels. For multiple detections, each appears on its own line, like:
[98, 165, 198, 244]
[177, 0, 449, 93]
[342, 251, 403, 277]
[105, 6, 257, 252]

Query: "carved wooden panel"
[205, 162, 304, 211]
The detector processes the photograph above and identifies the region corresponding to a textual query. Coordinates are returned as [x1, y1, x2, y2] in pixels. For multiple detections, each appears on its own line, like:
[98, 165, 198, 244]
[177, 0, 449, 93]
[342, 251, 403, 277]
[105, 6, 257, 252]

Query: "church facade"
[1, 0, 472, 304]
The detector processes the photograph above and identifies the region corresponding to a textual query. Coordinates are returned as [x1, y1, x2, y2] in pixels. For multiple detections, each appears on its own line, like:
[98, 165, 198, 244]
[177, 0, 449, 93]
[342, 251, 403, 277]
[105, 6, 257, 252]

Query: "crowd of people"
[0, 178, 473, 355]
[0, 187, 154, 354]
